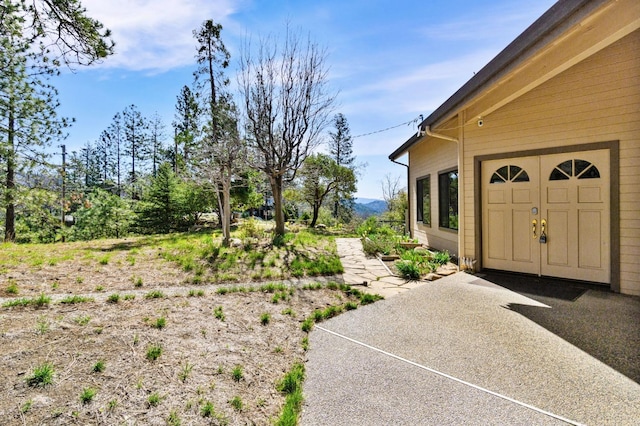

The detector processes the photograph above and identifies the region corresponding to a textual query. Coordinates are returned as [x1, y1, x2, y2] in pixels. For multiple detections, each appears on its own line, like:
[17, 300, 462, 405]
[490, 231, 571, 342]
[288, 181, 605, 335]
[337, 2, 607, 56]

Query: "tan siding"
[408, 138, 458, 255]
[460, 30, 640, 295]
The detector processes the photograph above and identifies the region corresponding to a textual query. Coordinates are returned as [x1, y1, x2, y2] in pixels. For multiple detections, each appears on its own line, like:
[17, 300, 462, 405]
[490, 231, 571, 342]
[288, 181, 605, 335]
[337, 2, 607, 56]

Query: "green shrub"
[6, 281, 18, 294]
[145, 290, 165, 299]
[301, 318, 314, 333]
[93, 360, 106, 373]
[360, 293, 384, 305]
[60, 295, 94, 304]
[275, 363, 305, 426]
[361, 234, 396, 256]
[80, 387, 97, 404]
[153, 317, 166, 329]
[213, 306, 225, 321]
[433, 250, 451, 265]
[32, 293, 51, 307]
[201, 401, 215, 417]
[260, 313, 271, 325]
[2, 297, 30, 308]
[178, 362, 193, 382]
[146, 344, 162, 361]
[356, 216, 396, 237]
[230, 396, 243, 411]
[27, 362, 54, 387]
[396, 260, 421, 279]
[167, 410, 181, 426]
[147, 392, 161, 407]
[277, 362, 305, 394]
[345, 301, 358, 311]
[232, 365, 243, 382]
[238, 217, 263, 239]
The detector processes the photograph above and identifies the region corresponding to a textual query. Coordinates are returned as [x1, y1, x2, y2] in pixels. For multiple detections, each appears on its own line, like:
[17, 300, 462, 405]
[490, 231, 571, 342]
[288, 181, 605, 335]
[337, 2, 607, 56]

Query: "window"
[416, 176, 430, 226]
[438, 170, 458, 230]
[549, 159, 600, 180]
[489, 165, 530, 183]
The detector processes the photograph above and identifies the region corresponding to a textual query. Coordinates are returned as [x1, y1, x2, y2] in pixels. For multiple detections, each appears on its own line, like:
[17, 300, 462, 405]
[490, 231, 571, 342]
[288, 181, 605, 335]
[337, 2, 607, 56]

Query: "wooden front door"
[482, 149, 610, 284]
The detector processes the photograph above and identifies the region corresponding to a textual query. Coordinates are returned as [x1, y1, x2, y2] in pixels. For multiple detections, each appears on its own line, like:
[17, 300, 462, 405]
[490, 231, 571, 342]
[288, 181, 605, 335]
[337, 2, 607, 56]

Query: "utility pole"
[60, 144, 66, 242]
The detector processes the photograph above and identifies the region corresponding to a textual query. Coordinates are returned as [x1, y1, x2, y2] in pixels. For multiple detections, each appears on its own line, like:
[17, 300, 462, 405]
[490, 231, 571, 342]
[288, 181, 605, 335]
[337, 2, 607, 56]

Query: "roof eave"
[390, 0, 609, 160]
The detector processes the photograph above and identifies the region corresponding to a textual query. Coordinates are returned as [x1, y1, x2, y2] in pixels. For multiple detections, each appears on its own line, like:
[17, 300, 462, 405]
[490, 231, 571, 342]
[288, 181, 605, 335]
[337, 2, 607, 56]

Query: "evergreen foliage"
[327, 113, 357, 221]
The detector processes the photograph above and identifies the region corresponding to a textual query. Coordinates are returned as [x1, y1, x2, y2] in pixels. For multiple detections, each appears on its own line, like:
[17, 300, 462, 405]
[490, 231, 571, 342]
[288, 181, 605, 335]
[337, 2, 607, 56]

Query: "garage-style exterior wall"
[408, 136, 458, 256]
[460, 30, 639, 295]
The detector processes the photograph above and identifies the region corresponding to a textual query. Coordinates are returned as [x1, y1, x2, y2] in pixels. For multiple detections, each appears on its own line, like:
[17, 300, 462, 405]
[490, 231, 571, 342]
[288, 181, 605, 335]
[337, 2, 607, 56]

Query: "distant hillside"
[354, 199, 387, 218]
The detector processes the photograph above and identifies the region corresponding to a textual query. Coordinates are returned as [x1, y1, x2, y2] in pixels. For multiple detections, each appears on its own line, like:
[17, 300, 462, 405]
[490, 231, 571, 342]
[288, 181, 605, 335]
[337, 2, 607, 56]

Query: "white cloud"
[83, 0, 242, 72]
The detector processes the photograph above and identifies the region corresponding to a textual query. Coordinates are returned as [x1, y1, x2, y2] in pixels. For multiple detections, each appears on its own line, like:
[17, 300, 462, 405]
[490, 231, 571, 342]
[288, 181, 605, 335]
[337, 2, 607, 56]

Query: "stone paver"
[335, 237, 432, 297]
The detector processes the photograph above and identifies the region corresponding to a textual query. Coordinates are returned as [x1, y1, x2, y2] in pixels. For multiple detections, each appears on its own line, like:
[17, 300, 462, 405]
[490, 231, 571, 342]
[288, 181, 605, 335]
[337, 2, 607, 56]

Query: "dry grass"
[0, 230, 372, 425]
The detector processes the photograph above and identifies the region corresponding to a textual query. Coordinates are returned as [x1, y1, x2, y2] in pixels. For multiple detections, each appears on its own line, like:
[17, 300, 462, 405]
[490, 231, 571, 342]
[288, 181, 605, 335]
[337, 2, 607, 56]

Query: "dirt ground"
[0, 285, 358, 425]
[0, 237, 363, 425]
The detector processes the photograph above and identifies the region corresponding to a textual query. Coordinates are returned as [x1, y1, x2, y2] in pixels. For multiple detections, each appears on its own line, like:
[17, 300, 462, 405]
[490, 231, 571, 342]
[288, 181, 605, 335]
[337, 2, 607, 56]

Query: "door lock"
[539, 219, 547, 244]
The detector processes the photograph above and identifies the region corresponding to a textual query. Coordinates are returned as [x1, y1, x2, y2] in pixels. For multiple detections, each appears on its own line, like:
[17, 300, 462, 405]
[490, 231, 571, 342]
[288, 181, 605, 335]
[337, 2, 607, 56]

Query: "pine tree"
[327, 113, 357, 221]
[102, 113, 124, 196]
[328, 113, 355, 167]
[193, 20, 243, 247]
[172, 85, 200, 174]
[1, 7, 69, 241]
[122, 104, 148, 199]
[1, 1, 113, 241]
[79, 141, 101, 188]
[148, 112, 166, 178]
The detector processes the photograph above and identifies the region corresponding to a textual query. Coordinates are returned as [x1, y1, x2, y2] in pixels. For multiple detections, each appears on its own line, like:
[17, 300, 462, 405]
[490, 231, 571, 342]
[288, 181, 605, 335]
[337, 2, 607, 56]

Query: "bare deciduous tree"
[382, 173, 402, 211]
[239, 26, 336, 236]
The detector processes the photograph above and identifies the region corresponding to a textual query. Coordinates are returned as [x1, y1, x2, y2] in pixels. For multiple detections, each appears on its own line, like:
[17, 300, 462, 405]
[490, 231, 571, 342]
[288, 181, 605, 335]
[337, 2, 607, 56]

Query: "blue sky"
[54, 0, 557, 199]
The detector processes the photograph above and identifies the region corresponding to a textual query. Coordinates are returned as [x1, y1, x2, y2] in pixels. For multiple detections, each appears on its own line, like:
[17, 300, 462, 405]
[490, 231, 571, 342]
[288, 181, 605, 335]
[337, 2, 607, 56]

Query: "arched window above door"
[489, 165, 530, 183]
[549, 159, 600, 181]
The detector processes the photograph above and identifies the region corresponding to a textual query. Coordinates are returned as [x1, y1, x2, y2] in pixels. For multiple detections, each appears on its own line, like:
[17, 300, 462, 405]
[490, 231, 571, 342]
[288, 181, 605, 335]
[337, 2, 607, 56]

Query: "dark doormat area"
[480, 271, 640, 384]
[479, 270, 592, 301]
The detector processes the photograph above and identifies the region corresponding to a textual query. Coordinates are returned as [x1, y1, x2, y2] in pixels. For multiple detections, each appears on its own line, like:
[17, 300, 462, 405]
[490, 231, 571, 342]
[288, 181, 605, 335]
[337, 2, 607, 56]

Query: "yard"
[0, 225, 379, 425]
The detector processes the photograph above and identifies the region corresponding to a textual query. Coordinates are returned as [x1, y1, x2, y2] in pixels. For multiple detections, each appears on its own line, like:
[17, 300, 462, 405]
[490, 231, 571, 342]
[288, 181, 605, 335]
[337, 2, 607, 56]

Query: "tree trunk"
[310, 203, 319, 228]
[270, 175, 286, 236]
[4, 107, 16, 242]
[219, 174, 231, 247]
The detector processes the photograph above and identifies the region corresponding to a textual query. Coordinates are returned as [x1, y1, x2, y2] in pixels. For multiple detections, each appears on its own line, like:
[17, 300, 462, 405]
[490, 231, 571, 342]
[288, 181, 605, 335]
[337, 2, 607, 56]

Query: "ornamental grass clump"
[396, 260, 421, 280]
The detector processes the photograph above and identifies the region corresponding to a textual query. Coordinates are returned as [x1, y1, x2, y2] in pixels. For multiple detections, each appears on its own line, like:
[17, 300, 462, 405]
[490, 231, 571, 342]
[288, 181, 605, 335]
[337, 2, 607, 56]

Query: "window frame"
[416, 174, 431, 226]
[438, 168, 458, 231]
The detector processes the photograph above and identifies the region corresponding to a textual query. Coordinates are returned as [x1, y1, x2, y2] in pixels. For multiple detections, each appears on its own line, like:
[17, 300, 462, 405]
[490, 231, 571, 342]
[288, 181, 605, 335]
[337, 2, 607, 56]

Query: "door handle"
[540, 219, 547, 244]
[532, 219, 537, 239]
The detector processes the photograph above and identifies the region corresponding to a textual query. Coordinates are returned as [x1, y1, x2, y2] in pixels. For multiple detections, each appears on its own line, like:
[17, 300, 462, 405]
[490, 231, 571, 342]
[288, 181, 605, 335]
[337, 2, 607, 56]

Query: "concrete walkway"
[336, 237, 430, 298]
[302, 239, 640, 425]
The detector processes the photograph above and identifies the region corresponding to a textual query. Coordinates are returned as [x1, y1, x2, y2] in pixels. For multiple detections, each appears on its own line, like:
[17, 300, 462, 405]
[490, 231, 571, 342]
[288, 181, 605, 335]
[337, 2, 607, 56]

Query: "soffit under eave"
[407, 116, 459, 155]
[456, 0, 640, 125]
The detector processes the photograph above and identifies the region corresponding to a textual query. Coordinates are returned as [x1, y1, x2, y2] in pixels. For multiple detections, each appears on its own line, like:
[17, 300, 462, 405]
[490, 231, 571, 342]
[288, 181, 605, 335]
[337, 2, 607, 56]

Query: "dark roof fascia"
[389, 0, 608, 161]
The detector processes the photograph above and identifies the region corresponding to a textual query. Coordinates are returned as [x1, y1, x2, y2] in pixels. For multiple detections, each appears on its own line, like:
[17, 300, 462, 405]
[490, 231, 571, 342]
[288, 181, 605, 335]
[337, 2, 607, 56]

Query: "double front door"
[481, 149, 610, 284]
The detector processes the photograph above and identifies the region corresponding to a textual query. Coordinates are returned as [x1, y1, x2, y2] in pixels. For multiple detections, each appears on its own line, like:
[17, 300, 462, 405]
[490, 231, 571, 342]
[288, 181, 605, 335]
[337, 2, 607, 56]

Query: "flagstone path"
[335, 238, 430, 298]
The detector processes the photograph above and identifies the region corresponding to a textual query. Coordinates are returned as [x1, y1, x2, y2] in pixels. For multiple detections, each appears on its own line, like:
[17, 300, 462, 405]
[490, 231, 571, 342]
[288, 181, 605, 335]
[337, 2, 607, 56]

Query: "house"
[389, 0, 640, 295]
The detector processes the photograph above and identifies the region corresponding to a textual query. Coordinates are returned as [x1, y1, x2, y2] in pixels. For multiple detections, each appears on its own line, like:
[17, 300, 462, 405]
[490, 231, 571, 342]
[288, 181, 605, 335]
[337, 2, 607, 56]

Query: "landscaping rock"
[437, 267, 457, 277]
[424, 273, 442, 281]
